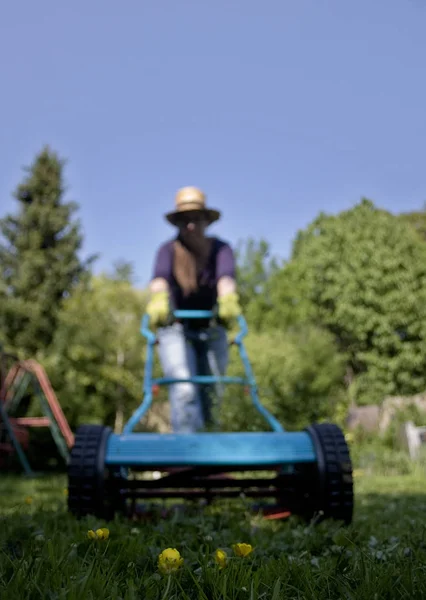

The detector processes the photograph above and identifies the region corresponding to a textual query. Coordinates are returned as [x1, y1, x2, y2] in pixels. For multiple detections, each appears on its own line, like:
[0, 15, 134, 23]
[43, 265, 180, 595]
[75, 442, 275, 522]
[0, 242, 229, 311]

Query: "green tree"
[234, 238, 281, 328]
[266, 199, 426, 404]
[399, 205, 426, 242]
[45, 270, 148, 431]
[110, 259, 136, 283]
[221, 325, 346, 431]
[0, 146, 95, 356]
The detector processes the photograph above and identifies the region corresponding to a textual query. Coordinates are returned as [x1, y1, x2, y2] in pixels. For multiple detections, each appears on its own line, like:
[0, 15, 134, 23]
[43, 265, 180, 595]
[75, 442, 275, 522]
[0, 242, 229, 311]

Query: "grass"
[1, 443, 426, 599]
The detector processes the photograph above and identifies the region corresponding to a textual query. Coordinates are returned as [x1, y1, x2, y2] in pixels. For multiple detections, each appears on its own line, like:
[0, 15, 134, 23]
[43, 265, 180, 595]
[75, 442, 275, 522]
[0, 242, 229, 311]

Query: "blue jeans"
[156, 322, 229, 433]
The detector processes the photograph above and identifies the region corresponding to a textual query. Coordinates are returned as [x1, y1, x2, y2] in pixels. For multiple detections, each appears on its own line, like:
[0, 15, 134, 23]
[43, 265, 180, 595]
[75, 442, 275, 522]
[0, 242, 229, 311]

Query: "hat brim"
[165, 208, 221, 226]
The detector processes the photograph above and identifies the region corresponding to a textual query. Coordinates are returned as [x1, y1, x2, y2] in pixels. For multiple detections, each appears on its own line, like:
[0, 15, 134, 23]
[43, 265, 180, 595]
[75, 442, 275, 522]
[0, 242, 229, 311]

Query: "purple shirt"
[152, 236, 236, 313]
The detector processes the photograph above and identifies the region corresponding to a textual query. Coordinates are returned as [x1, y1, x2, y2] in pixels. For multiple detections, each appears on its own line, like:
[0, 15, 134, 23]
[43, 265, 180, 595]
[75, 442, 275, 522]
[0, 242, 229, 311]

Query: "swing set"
[0, 347, 74, 476]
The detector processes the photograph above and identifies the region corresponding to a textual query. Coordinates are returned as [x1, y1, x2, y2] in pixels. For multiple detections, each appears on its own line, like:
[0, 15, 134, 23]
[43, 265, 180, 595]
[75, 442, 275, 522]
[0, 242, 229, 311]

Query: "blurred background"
[1, 0, 426, 473]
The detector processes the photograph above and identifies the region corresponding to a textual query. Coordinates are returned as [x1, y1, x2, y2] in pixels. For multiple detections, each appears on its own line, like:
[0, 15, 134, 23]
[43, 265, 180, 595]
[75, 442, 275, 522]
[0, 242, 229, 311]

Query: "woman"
[146, 186, 242, 433]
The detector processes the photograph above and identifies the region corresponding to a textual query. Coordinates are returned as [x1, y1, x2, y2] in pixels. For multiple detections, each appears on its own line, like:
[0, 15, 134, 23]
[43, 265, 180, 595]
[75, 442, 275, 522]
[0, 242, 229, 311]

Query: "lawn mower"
[67, 310, 353, 524]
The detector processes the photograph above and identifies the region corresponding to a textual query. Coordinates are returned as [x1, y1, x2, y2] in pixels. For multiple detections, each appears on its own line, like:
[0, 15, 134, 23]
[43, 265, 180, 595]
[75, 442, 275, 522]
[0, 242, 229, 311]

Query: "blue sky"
[1, 0, 425, 287]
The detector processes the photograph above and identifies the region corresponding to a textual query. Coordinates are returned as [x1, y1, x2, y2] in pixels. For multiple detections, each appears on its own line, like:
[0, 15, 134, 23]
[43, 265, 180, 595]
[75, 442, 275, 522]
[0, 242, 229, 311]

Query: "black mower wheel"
[304, 422, 354, 525]
[67, 424, 122, 520]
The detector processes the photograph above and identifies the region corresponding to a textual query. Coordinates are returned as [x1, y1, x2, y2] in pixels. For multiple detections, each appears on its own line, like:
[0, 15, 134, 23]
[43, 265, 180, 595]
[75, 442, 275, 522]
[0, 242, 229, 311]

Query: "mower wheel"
[67, 424, 120, 520]
[305, 422, 354, 525]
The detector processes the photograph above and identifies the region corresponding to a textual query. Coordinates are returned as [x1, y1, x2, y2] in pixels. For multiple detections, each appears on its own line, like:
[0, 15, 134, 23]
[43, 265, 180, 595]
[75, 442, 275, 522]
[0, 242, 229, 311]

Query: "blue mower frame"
[67, 310, 354, 524]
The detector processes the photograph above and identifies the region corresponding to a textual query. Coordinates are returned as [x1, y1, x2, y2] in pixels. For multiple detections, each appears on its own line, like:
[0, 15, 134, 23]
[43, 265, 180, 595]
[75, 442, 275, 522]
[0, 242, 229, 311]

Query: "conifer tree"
[0, 146, 96, 356]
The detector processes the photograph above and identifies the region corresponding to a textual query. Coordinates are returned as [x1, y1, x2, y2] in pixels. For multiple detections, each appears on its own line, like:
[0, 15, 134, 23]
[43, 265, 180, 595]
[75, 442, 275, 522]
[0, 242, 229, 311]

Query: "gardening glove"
[146, 291, 170, 327]
[217, 292, 242, 328]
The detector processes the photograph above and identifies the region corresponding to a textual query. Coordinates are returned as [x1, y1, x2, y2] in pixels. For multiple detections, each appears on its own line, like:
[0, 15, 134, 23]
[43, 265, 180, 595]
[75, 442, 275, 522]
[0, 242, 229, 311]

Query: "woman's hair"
[173, 238, 213, 296]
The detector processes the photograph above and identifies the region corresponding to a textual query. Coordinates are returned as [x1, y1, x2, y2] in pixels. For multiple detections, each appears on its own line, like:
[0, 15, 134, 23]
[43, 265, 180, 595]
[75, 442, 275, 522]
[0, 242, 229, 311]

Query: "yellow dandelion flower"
[158, 548, 184, 575]
[232, 543, 253, 557]
[87, 528, 110, 540]
[214, 548, 227, 569]
[25, 496, 33, 505]
[64, 488, 68, 496]
[96, 528, 110, 540]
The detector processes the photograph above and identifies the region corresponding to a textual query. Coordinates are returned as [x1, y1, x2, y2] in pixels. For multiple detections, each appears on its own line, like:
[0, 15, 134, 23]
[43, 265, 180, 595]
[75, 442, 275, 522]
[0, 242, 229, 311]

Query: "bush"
[220, 325, 347, 431]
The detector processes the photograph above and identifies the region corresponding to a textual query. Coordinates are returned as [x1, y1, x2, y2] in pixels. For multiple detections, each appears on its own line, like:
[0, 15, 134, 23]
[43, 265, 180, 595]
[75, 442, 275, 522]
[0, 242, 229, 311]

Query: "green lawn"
[0, 462, 425, 599]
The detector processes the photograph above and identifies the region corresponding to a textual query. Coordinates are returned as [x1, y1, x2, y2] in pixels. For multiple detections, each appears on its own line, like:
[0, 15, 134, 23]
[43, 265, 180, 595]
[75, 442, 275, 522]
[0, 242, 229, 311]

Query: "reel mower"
[67, 310, 353, 524]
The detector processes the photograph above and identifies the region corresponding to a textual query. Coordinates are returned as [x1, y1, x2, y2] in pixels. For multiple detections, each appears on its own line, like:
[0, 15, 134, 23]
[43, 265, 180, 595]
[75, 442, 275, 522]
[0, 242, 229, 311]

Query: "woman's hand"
[217, 276, 241, 325]
[146, 290, 170, 327]
[217, 292, 242, 325]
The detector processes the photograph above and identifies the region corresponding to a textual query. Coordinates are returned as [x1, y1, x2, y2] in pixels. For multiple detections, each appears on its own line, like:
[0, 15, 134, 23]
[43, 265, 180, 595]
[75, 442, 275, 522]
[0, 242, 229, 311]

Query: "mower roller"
[67, 310, 353, 524]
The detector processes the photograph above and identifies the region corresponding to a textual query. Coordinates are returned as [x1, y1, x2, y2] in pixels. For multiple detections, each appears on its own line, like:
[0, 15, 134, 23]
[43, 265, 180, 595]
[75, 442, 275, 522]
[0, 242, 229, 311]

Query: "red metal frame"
[13, 417, 51, 427]
[0, 358, 74, 448]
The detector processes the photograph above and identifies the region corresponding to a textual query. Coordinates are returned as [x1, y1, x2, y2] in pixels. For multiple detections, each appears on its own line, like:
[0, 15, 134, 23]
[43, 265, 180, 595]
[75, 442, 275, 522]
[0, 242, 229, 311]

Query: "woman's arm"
[216, 243, 237, 297]
[217, 275, 236, 296]
[145, 244, 173, 326]
[150, 277, 169, 293]
[215, 242, 241, 322]
[149, 243, 173, 293]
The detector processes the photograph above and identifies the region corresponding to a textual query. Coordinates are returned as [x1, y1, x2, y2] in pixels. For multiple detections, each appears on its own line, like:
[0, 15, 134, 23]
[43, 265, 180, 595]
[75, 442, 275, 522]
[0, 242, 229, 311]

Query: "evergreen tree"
[0, 146, 96, 356]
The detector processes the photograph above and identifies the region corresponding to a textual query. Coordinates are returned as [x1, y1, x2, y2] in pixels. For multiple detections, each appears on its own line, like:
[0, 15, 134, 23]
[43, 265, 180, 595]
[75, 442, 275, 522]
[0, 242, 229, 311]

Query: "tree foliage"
[222, 325, 346, 431]
[45, 269, 148, 430]
[264, 199, 426, 404]
[3, 146, 426, 439]
[0, 147, 95, 356]
[234, 238, 281, 328]
[399, 206, 426, 243]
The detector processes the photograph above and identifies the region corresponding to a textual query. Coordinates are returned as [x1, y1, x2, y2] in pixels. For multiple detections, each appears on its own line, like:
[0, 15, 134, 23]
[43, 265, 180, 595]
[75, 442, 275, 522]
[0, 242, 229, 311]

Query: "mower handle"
[128, 309, 285, 435]
[141, 310, 248, 344]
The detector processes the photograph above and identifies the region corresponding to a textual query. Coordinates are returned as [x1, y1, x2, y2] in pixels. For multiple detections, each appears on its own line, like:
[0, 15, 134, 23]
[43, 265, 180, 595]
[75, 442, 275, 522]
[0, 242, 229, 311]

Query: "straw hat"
[165, 186, 221, 226]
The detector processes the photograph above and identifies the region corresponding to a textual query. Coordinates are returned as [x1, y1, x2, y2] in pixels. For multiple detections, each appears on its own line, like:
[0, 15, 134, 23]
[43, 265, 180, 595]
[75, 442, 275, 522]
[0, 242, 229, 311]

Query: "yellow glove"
[217, 292, 242, 326]
[146, 291, 170, 327]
